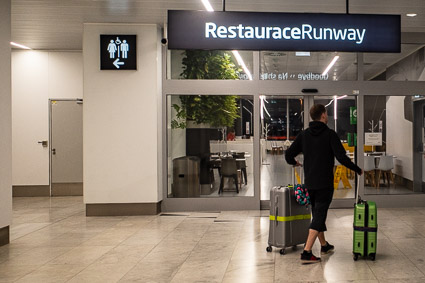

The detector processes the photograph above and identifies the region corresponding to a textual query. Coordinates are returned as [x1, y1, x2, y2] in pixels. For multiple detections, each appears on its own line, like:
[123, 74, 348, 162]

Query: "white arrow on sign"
[113, 58, 124, 69]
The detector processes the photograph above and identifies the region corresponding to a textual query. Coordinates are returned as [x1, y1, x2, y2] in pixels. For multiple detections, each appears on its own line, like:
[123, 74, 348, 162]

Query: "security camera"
[161, 38, 168, 45]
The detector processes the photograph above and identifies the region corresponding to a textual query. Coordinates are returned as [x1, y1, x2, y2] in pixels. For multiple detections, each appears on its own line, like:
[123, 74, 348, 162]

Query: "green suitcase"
[353, 198, 377, 261]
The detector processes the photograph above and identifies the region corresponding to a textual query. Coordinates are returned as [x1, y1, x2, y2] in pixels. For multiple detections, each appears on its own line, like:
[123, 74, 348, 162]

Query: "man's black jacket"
[285, 121, 361, 190]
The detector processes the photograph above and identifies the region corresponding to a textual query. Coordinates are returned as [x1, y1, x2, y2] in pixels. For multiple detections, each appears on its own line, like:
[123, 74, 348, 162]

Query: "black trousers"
[308, 189, 334, 232]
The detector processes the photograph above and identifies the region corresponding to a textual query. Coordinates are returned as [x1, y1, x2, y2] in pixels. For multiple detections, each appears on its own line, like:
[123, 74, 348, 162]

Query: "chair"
[376, 155, 394, 188]
[233, 152, 248, 185]
[364, 145, 373, 153]
[219, 158, 240, 194]
[364, 156, 377, 187]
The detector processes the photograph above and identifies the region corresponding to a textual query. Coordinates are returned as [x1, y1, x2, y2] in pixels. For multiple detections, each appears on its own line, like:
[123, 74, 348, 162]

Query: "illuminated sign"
[100, 35, 137, 70]
[168, 11, 400, 53]
[205, 23, 366, 44]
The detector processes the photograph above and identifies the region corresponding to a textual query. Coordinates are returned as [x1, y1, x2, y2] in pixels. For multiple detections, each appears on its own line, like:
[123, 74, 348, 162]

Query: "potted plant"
[171, 50, 241, 131]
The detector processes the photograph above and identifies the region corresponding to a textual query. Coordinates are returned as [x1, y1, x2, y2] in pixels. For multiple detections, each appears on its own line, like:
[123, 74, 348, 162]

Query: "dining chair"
[364, 155, 377, 187]
[376, 155, 394, 188]
[233, 152, 247, 185]
[219, 158, 240, 194]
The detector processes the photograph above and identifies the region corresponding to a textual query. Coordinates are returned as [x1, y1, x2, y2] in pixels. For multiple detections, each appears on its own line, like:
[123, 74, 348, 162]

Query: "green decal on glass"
[350, 107, 357, 125]
[348, 133, 353, 147]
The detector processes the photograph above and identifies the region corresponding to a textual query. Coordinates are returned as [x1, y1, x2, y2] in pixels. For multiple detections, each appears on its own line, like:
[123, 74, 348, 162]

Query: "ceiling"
[11, 0, 425, 80]
[11, 0, 425, 50]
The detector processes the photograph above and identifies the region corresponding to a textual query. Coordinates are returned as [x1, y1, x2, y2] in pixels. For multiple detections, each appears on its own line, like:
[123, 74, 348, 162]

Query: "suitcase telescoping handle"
[291, 165, 303, 185]
[355, 175, 362, 204]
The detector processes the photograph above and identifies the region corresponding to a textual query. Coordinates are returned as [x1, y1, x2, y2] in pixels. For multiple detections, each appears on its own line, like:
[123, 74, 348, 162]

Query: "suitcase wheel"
[266, 246, 272, 253]
[353, 254, 359, 261]
[292, 245, 297, 250]
[370, 254, 376, 261]
[280, 248, 285, 255]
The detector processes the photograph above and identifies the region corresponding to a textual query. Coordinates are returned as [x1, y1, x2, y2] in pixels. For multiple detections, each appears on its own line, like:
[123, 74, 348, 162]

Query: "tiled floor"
[1, 197, 425, 282]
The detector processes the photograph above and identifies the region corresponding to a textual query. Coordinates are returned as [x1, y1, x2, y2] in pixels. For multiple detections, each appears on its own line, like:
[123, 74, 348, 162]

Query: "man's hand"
[359, 169, 363, 176]
[294, 160, 302, 167]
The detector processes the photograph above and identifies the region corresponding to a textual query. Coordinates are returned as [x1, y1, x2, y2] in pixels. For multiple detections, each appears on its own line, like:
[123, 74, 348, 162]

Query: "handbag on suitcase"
[353, 176, 377, 261]
[266, 167, 311, 254]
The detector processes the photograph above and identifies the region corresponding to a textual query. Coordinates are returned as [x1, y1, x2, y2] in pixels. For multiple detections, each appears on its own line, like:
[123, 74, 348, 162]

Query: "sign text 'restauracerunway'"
[205, 23, 366, 44]
[168, 11, 400, 52]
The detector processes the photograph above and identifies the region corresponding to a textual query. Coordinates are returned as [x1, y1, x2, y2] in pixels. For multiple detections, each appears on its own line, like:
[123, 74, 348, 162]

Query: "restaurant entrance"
[259, 94, 359, 209]
[162, 49, 425, 212]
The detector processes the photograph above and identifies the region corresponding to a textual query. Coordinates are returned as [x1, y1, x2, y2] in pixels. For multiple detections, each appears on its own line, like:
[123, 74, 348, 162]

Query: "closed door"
[50, 99, 83, 196]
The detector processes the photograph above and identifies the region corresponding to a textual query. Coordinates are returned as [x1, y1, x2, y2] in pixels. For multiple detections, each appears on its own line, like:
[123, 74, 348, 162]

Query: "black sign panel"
[100, 35, 137, 70]
[168, 11, 400, 53]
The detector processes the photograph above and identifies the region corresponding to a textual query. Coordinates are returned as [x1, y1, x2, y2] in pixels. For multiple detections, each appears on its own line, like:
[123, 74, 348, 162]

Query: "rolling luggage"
[267, 167, 311, 254]
[353, 176, 377, 261]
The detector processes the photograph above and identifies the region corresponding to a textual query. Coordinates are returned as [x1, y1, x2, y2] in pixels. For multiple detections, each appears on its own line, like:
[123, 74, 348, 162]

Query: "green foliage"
[181, 50, 240, 80]
[171, 50, 241, 129]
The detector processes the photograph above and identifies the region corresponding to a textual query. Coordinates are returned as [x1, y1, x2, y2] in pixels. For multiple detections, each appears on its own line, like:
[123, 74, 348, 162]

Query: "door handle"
[52, 148, 56, 155]
[38, 140, 48, 147]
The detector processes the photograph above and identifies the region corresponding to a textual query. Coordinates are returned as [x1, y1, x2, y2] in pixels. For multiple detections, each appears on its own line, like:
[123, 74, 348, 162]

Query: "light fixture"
[295, 51, 310, 57]
[334, 95, 338, 120]
[406, 13, 417, 17]
[322, 55, 339, 76]
[260, 96, 265, 120]
[201, 0, 214, 12]
[325, 95, 347, 108]
[10, 42, 31, 50]
[259, 95, 271, 120]
[232, 50, 253, 80]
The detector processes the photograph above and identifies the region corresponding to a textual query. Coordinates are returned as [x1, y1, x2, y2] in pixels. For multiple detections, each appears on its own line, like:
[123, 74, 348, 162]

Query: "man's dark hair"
[310, 104, 326, 121]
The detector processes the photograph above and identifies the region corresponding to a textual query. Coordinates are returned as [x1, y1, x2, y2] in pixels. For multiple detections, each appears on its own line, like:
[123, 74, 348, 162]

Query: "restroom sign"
[100, 35, 137, 70]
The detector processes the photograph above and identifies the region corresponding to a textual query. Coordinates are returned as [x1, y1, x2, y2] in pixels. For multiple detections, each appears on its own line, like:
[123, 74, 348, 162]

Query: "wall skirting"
[13, 185, 50, 197]
[86, 202, 161, 216]
[0, 226, 9, 247]
[52, 183, 83, 196]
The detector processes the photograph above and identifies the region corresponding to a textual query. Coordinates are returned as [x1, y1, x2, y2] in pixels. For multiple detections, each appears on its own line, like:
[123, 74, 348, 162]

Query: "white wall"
[83, 24, 162, 204]
[0, 0, 12, 229]
[386, 96, 413, 181]
[12, 51, 83, 185]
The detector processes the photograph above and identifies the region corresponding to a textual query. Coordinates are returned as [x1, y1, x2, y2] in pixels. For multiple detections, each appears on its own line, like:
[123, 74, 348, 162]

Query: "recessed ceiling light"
[295, 52, 310, 57]
[406, 13, 417, 17]
[10, 42, 31, 49]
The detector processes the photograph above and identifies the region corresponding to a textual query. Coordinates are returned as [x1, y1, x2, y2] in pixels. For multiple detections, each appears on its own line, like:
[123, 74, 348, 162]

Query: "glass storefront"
[363, 95, 425, 195]
[163, 46, 425, 210]
[169, 50, 253, 80]
[363, 44, 424, 81]
[314, 95, 357, 199]
[260, 51, 357, 81]
[167, 95, 254, 198]
[259, 96, 304, 201]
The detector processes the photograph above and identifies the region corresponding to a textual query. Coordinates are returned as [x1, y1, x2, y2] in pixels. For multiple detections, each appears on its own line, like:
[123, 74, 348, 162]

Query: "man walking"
[285, 104, 362, 264]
